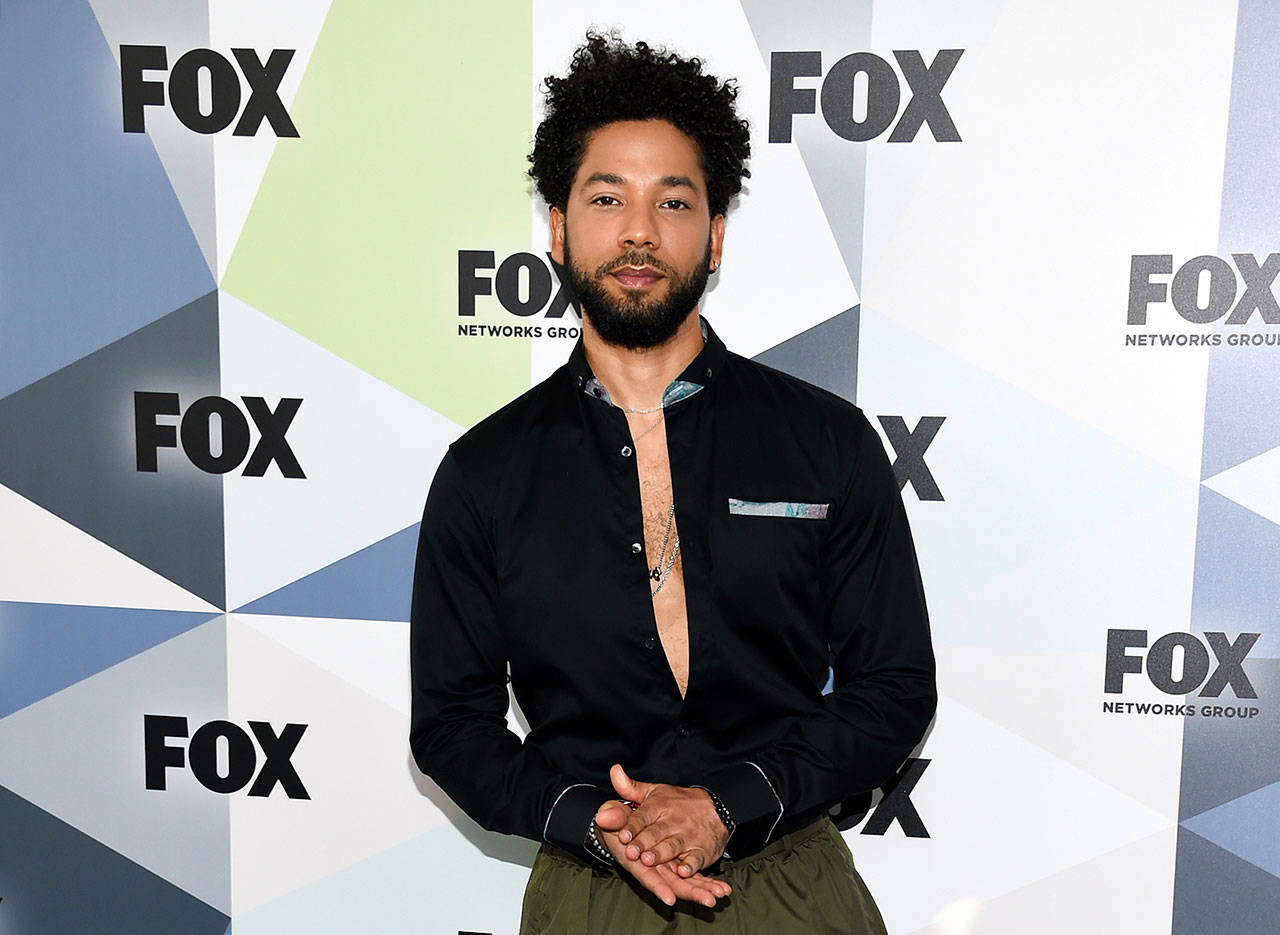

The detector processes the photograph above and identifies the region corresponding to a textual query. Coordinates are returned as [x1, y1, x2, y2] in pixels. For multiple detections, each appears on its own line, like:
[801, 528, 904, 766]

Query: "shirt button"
[621, 446, 633, 457]
[705, 367, 713, 379]
[643, 636, 658, 651]
[676, 724, 690, 738]
[630, 542, 643, 554]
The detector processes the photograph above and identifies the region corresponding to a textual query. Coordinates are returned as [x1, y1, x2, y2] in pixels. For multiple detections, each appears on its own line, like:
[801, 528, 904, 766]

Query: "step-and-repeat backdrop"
[3, 1, 1278, 932]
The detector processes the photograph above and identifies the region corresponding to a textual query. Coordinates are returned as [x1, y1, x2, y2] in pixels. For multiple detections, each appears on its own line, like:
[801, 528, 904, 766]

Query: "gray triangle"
[0, 617, 231, 912]
[753, 306, 860, 404]
[0, 783, 229, 934]
[88, 0, 217, 276]
[1179, 658, 1280, 820]
[0, 292, 225, 607]
[1173, 827, 1280, 934]
[739, 0, 873, 291]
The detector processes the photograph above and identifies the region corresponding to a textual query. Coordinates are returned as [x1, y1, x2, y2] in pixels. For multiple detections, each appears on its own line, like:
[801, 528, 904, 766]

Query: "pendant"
[650, 567, 661, 581]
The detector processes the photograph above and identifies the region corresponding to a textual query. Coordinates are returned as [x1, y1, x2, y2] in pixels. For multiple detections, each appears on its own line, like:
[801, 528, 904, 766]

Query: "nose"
[618, 202, 660, 251]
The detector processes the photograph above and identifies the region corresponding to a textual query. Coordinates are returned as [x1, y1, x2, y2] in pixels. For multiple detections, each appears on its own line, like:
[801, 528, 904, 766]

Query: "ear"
[549, 206, 566, 265]
[709, 213, 726, 271]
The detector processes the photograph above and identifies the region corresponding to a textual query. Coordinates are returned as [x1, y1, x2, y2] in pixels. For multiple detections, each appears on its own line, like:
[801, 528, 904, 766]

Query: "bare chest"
[632, 416, 690, 696]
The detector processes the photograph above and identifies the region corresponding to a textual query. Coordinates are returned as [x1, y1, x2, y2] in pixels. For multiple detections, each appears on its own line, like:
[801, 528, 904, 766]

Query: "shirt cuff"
[543, 783, 614, 864]
[698, 761, 783, 858]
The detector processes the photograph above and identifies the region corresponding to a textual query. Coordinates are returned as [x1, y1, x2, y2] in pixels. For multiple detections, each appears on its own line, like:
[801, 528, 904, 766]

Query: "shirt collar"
[568, 315, 728, 408]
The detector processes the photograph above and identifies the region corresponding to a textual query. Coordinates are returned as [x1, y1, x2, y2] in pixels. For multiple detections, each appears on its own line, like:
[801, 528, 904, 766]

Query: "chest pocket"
[714, 496, 831, 614]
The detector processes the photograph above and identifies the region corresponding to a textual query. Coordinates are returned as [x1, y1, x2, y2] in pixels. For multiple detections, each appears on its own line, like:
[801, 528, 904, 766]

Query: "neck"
[581, 310, 704, 410]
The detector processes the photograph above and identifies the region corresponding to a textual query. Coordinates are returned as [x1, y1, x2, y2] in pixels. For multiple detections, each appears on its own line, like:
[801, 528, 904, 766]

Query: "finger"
[641, 834, 685, 867]
[676, 851, 705, 876]
[619, 807, 651, 845]
[626, 818, 672, 858]
[654, 863, 722, 909]
[626, 818, 672, 861]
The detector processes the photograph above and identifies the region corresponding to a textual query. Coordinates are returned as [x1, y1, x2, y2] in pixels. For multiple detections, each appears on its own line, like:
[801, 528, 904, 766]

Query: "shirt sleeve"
[700, 412, 937, 855]
[409, 449, 612, 860]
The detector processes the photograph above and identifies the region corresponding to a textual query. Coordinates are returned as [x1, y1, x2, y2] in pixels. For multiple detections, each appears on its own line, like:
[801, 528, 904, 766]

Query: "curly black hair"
[529, 33, 751, 217]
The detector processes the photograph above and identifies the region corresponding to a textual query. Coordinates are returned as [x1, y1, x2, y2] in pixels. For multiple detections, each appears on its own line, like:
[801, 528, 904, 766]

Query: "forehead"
[573, 120, 706, 192]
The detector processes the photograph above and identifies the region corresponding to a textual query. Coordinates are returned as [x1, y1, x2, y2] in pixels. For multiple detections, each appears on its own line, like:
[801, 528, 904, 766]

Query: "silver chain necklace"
[650, 503, 680, 596]
[630, 410, 664, 443]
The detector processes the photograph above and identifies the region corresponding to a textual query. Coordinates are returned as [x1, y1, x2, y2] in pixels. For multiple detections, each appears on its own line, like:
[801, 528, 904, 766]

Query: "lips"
[610, 266, 664, 289]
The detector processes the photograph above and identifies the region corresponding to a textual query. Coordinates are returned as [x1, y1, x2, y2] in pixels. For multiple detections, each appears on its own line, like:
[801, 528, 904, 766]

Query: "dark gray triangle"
[0, 292, 224, 607]
[0, 783, 229, 935]
[753, 306, 860, 404]
[1173, 827, 1280, 935]
[1179, 657, 1280, 821]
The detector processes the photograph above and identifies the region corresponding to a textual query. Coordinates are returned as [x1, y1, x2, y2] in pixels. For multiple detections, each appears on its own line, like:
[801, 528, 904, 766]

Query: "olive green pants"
[519, 816, 888, 934]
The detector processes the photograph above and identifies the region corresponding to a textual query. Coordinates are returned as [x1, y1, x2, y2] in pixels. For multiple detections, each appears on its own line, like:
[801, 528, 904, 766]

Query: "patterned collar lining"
[581, 318, 708, 409]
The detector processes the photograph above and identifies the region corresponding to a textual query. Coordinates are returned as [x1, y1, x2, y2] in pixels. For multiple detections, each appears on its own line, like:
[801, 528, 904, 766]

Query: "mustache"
[593, 252, 678, 278]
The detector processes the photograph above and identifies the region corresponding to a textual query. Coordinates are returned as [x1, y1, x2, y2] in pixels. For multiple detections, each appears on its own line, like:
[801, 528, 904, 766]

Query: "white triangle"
[226, 618, 445, 913]
[240, 612, 531, 738]
[906, 829, 1176, 935]
[218, 292, 461, 610]
[0, 619, 231, 912]
[0, 484, 217, 612]
[853, 696, 1172, 934]
[89, 0, 217, 277]
[529, 0, 858, 382]
[858, 4, 1238, 480]
[934, 643, 1185, 819]
[239, 613, 410, 715]
[211, 0, 332, 281]
[1202, 444, 1280, 528]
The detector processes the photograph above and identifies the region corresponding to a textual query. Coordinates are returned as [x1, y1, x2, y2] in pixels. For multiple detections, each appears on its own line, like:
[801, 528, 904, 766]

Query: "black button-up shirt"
[410, 319, 935, 864]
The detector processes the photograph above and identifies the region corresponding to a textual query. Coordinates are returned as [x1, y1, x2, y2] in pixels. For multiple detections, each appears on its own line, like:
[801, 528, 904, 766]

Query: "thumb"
[594, 801, 630, 831]
[610, 763, 647, 802]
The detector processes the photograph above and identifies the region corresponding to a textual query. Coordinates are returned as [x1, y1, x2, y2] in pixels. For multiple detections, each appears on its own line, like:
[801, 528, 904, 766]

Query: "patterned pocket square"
[727, 499, 830, 519]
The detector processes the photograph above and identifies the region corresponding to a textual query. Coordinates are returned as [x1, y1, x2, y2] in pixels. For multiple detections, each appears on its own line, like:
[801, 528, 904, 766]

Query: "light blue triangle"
[0, 601, 217, 719]
[0, 0, 214, 399]
[235, 524, 419, 621]
[1182, 780, 1280, 880]
[232, 817, 534, 934]
[1191, 487, 1280, 657]
[857, 308, 1195, 646]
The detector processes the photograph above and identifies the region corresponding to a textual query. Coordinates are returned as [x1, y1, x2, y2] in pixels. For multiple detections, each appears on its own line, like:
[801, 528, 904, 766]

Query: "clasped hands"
[593, 763, 732, 909]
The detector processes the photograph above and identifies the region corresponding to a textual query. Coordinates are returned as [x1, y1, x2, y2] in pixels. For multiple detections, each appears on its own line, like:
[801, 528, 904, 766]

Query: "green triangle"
[223, 0, 533, 427]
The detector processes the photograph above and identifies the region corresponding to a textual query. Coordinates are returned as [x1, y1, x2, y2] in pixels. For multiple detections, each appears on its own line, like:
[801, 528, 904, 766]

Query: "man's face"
[550, 119, 725, 350]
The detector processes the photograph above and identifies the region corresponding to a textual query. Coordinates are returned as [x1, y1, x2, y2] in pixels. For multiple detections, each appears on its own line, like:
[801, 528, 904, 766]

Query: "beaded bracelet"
[693, 785, 736, 836]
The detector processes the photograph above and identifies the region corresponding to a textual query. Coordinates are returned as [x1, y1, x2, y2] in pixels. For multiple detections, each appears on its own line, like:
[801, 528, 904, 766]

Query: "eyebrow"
[582, 172, 699, 191]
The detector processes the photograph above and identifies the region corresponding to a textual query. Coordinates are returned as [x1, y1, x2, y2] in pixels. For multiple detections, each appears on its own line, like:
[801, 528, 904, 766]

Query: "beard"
[561, 231, 711, 351]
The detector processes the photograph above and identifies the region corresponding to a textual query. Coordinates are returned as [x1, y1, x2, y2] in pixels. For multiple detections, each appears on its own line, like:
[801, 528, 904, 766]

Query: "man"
[410, 33, 935, 933]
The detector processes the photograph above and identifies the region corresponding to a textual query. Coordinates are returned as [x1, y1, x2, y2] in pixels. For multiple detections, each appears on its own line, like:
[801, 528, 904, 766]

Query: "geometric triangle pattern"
[0, 601, 217, 719]
[1201, 442, 1280, 531]
[754, 306, 860, 404]
[1178, 659, 1280, 822]
[738, 0, 873, 291]
[0, 617, 232, 913]
[1172, 828, 1280, 935]
[3, 0, 1279, 932]
[0, 0, 215, 400]
[0, 292, 226, 608]
[1176, 2, 1280, 927]
[1189, 488, 1280, 657]
[0, 783, 230, 935]
[218, 295, 457, 611]
[234, 523, 419, 621]
[1182, 780, 1280, 880]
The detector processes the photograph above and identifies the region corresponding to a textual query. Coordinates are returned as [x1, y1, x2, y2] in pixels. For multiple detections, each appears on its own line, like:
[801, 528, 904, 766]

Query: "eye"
[590, 194, 620, 206]
[661, 199, 691, 210]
